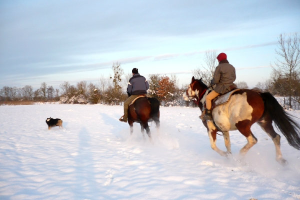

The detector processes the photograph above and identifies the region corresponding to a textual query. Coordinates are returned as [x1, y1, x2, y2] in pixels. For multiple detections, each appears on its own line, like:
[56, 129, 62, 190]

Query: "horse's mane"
[195, 78, 208, 89]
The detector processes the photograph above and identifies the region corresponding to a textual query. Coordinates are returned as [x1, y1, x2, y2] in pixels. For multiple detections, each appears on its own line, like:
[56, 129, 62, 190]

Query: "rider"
[119, 68, 149, 122]
[202, 52, 236, 120]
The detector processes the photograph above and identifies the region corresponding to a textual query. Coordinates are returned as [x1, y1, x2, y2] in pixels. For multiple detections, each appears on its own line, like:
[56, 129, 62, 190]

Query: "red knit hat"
[217, 53, 227, 62]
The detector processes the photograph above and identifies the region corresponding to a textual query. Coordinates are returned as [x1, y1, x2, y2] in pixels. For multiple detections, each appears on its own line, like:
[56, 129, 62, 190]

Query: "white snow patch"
[0, 104, 299, 200]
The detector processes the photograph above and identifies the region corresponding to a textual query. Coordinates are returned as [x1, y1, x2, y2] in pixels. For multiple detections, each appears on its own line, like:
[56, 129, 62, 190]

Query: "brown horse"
[128, 97, 160, 138]
[184, 76, 300, 164]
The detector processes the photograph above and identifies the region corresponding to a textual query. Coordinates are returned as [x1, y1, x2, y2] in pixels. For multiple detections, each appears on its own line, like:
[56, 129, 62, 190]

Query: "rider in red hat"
[202, 52, 236, 120]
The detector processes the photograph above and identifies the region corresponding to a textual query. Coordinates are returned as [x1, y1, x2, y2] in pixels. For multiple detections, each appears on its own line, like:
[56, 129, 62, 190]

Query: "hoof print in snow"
[104, 169, 114, 186]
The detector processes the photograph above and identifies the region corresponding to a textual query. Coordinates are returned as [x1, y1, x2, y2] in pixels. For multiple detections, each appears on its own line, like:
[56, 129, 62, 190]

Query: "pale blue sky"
[0, 0, 299, 90]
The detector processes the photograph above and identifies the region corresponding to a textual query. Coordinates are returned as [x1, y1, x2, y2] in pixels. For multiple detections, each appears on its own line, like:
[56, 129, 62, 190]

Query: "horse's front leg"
[140, 124, 145, 133]
[207, 121, 227, 157]
[223, 131, 232, 155]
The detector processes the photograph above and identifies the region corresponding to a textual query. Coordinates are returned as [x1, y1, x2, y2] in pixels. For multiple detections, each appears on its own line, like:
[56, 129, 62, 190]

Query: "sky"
[0, 0, 300, 90]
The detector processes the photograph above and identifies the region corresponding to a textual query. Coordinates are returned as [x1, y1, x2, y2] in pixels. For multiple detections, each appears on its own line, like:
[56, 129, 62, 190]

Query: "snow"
[0, 104, 300, 200]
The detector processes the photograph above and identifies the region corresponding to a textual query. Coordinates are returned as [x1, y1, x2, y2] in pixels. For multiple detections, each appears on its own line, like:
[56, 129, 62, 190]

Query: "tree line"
[0, 62, 187, 106]
[1, 34, 299, 108]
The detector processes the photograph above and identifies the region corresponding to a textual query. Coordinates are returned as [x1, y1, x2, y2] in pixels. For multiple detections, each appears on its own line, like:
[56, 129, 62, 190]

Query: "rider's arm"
[212, 66, 221, 84]
[127, 81, 132, 95]
[145, 79, 149, 90]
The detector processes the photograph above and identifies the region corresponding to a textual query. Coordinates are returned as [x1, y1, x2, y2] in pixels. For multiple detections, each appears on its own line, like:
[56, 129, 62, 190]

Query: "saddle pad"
[129, 95, 147, 106]
[214, 89, 240, 106]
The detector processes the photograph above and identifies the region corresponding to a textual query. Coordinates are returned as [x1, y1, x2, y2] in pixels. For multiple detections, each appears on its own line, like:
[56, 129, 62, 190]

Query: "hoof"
[225, 151, 232, 158]
[277, 158, 288, 165]
[219, 151, 229, 157]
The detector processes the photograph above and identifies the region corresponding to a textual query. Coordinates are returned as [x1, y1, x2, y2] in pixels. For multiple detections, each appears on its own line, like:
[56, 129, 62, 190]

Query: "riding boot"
[119, 115, 127, 122]
[203, 109, 213, 121]
[200, 109, 212, 121]
[199, 109, 206, 120]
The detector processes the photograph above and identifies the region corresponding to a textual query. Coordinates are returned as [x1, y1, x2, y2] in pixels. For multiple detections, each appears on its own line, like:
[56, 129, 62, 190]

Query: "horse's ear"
[192, 76, 195, 83]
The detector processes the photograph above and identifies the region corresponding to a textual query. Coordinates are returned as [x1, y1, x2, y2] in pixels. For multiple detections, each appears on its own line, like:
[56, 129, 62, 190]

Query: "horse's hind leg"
[140, 122, 151, 139]
[223, 131, 232, 154]
[155, 119, 160, 129]
[153, 116, 160, 130]
[140, 124, 145, 133]
[129, 122, 133, 135]
[236, 121, 257, 156]
[140, 124, 146, 139]
[258, 119, 286, 164]
[141, 122, 151, 139]
[130, 126, 133, 134]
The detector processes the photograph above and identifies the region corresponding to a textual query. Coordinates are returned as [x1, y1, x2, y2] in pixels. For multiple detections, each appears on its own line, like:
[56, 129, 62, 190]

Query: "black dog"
[46, 117, 63, 130]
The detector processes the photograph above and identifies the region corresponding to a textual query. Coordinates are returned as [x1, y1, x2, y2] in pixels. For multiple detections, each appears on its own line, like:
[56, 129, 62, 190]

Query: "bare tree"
[60, 81, 70, 96]
[22, 85, 33, 100]
[0, 88, 3, 101]
[33, 89, 41, 101]
[272, 33, 300, 108]
[236, 81, 249, 89]
[2, 86, 12, 100]
[40, 82, 47, 99]
[55, 89, 60, 100]
[47, 86, 54, 100]
[77, 81, 87, 97]
[68, 85, 77, 97]
[111, 62, 123, 91]
[99, 75, 109, 93]
[193, 51, 218, 85]
[104, 63, 126, 104]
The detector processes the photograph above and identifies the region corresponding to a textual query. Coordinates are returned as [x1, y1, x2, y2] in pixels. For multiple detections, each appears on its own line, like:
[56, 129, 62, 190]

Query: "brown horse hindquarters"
[128, 98, 152, 133]
[131, 98, 151, 121]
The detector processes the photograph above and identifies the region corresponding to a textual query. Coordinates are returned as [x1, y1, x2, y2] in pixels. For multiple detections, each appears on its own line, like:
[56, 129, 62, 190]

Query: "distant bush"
[0, 101, 35, 106]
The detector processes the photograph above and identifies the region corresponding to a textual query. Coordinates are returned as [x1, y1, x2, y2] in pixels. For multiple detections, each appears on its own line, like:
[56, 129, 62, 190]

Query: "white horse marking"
[207, 120, 228, 156]
[185, 86, 199, 100]
[182, 93, 189, 101]
[213, 92, 253, 131]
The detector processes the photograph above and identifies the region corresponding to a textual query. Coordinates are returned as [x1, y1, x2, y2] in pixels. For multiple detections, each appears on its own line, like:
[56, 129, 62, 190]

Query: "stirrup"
[200, 109, 212, 121]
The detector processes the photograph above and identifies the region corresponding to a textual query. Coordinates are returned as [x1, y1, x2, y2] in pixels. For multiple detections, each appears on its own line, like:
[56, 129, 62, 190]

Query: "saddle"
[129, 95, 147, 106]
[200, 88, 240, 125]
[211, 89, 240, 110]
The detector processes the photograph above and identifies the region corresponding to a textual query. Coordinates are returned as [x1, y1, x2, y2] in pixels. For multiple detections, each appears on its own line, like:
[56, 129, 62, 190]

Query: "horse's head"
[183, 76, 208, 101]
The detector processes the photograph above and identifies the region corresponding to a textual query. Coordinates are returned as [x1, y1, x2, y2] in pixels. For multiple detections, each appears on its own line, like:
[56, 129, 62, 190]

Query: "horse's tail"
[148, 97, 160, 118]
[261, 92, 300, 150]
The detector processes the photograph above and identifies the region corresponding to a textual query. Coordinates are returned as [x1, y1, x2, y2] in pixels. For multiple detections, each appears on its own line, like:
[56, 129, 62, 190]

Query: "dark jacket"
[127, 74, 149, 95]
[211, 60, 236, 94]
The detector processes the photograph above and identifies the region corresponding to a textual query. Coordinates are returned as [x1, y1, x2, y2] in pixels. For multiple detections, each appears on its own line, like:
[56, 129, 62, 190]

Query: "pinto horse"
[184, 77, 300, 163]
[128, 97, 160, 138]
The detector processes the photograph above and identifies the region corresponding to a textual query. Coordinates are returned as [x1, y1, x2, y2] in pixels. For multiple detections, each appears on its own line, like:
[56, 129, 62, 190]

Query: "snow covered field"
[0, 104, 300, 200]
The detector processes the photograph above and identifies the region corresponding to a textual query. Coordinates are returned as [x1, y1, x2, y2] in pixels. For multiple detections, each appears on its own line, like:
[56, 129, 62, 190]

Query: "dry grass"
[0, 101, 35, 106]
